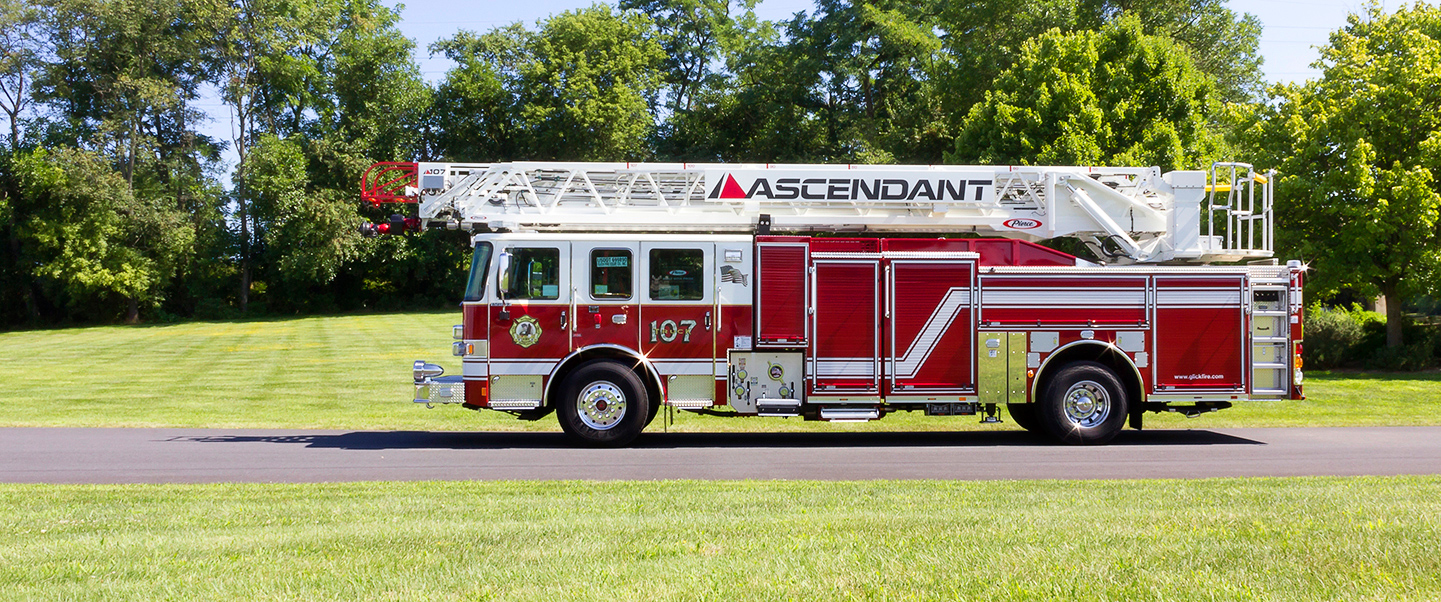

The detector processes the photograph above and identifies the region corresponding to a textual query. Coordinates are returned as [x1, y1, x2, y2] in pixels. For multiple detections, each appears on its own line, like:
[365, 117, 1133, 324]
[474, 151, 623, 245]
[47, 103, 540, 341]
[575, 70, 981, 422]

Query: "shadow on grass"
[174, 428, 1263, 450]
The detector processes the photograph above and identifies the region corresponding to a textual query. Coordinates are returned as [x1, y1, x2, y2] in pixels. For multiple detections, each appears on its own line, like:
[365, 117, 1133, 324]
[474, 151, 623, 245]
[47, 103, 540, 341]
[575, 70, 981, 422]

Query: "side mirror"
[497, 251, 513, 294]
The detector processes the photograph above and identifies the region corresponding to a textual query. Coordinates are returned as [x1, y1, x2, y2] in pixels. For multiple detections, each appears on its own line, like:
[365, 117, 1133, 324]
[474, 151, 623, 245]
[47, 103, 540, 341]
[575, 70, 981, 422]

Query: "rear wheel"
[1036, 361, 1128, 445]
[556, 360, 650, 447]
[1007, 403, 1041, 432]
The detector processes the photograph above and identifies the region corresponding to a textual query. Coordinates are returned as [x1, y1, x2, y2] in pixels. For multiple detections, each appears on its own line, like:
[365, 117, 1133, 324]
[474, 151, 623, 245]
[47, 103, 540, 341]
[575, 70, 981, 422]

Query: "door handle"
[704, 311, 712, 330]
[561, 310, 567, 330]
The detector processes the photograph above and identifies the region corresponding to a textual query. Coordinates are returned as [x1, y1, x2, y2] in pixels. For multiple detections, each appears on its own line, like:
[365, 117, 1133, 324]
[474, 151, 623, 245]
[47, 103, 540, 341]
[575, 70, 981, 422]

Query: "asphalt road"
[2, 426, 1439, 484]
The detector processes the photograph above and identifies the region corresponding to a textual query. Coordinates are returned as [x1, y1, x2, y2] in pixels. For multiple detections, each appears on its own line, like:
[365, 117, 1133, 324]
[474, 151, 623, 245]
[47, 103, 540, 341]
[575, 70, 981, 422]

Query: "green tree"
[21, 0, 223, 323]
[9, 147, 191, 322]
[945, 16, 1226, 171]
[433, 5, 665, 161]
[1242, 4, 1441, 349]
[517, 5, 665, 160]
[429, 27, 520, 161]
[0, 0, 41, 150]
[239, 135, 362, 304]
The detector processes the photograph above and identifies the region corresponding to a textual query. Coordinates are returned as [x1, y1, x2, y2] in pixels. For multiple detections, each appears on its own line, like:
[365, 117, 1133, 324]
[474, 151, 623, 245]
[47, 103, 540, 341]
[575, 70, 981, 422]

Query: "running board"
[666, 399, 714, 410]
[819, 407, 881, 422]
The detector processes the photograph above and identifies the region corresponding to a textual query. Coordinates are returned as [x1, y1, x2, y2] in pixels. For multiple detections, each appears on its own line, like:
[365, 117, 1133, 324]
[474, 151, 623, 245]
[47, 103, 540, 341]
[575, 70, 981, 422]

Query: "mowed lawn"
[2, 477, 1438, 601]
[0, 311, 1436, 431]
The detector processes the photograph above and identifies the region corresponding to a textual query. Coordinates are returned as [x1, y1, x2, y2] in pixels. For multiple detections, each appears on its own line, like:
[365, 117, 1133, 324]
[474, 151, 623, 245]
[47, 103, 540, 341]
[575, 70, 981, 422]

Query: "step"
[755, 398, 802, 417]
[819, 407, 881, 422]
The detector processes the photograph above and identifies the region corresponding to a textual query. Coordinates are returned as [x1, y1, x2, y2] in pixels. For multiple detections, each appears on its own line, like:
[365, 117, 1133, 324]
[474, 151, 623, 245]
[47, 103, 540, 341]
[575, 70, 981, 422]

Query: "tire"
[1036, 361, 1128, 445]
[1007, 403, 1041, 433]
[556, 360, 650, 447]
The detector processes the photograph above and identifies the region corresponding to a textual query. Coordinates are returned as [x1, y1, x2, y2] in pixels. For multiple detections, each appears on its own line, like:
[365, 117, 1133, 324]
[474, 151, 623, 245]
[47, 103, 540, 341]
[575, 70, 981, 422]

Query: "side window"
[591, 249, 632, 299]
[649, 248, 705, 300]
[504, 247, 560, 300]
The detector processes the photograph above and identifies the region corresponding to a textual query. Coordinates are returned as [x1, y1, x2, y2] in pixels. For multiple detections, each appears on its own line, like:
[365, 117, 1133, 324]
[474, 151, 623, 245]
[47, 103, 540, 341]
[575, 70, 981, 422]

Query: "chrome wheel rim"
[577, 381, 626, 430]
[1062, 380, 1111, 428]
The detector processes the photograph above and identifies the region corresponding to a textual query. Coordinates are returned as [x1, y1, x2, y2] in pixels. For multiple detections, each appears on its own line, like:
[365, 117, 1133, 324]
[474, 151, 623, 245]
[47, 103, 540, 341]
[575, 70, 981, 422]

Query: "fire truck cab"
[371, 160, 1304, 446]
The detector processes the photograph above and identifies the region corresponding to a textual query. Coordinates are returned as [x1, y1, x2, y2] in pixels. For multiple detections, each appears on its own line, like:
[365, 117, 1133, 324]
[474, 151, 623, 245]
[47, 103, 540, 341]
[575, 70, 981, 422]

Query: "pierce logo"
[1003, 218, 1042, 229]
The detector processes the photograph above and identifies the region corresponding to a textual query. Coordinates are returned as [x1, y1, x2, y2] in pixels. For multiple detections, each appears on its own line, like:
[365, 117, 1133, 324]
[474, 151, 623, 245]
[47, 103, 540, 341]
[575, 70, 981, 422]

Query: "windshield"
[463, 242, 493, 302]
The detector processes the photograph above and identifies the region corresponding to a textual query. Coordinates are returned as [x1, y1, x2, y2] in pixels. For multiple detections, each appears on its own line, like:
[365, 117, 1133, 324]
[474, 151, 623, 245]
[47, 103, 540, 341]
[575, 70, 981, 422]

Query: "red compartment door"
[810, 259, 880, 393]
[756, 241, 808, 346]
[887, 260, 975, 394]
[1153, 276, 1246, 391]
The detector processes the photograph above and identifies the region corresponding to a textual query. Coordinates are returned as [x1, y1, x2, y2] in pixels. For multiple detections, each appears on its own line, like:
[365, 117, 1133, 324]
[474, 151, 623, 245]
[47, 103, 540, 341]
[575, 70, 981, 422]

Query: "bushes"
[1303, 303, 1437, 371]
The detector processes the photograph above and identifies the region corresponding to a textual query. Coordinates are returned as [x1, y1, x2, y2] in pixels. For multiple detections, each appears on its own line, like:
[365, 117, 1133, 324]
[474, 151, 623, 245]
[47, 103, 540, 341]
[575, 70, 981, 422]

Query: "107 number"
[649, 319, 697, 343]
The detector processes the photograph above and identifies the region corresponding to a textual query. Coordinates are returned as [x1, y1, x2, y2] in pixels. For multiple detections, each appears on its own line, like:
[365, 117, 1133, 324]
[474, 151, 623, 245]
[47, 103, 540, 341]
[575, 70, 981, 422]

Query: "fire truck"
[361, 160, 1304, 446]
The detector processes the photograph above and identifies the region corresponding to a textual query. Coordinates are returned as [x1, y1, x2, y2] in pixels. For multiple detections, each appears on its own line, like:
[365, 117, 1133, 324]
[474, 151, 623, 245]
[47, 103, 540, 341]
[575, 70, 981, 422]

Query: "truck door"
[489, 241, 570, 408]
[885, 258, 976, 396]
[640, 242, 716, 407]
[571, 241, 642, 352]
[1153, 275, 1246, 393]
[809, 255, 881, 397]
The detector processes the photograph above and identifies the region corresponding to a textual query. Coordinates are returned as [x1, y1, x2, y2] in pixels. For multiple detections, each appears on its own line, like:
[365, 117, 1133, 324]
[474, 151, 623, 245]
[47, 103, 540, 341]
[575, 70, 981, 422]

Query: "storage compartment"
[756, 240, 808, 346]
[727, 350, 803, 414]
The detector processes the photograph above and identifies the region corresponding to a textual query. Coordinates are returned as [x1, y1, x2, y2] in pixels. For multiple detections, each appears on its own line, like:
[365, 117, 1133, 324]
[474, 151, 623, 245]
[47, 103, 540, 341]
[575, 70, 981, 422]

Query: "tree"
[239, 134, 362, 304]
[517, 6, 665, 161]
[618, 0, 756, 114]
[0, 0, 41, 150]
[1241, 4, 1441, 349]
[429, 27, 522, 161]
[9, 147, 191, 322]
[432, 5, 665, 162]
[945, 15, 1226, 171]
[932, 0, 1261, 162]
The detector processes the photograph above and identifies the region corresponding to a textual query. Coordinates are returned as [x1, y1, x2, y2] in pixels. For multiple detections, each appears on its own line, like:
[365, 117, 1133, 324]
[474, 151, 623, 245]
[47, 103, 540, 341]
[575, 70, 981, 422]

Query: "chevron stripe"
[894, 287, 970, 379]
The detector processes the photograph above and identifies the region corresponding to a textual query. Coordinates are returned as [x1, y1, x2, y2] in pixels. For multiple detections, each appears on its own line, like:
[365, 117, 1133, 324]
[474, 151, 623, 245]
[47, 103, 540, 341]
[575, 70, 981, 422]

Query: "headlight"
[413, 360, 444, 382]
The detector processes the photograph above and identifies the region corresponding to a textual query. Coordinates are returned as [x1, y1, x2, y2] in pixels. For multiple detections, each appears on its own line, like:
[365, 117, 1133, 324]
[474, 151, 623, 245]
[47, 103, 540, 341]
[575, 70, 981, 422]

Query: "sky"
[192, 0, 1378, 175]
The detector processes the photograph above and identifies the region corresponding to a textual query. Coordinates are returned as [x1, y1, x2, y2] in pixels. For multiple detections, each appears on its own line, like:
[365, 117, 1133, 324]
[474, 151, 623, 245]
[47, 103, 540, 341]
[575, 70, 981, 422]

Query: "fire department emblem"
[510, 315, 542, 348]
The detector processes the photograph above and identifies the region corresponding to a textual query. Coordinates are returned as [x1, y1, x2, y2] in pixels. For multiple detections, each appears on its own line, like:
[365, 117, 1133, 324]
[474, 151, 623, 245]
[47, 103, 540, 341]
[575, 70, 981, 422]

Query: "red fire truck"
[362, 161, 1303, 446]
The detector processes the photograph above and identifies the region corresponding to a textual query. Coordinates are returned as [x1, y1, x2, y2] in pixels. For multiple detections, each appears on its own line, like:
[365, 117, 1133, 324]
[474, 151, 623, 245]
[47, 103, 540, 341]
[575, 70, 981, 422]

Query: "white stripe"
[652, 361, 715, 375]
[1156, 289, 1241, 305]
[983, 288, 1145, 306]
[462, 362, 490, 378]
[895, 287, 970, 378]
[488, 361, 555, 375]
[816, 358, 876, 377]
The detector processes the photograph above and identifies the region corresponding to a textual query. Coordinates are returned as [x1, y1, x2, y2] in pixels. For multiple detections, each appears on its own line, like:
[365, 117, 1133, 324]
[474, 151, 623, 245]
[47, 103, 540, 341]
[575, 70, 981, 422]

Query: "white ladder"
[387, 160, 1274, 264]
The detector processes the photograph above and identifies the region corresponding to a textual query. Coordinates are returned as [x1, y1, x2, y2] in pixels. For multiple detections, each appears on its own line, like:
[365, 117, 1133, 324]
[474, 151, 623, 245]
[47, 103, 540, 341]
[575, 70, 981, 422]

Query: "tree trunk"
[1382, 287, 1404, 348]
[126, 296, 139, 324]
[4, 187, 38, 320]
[239, 204, 250, 313]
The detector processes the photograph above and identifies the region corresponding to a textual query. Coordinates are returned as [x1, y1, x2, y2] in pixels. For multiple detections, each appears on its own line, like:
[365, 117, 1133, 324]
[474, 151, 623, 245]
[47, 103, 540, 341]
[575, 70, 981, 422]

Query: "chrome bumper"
[413, 360, 465, 407]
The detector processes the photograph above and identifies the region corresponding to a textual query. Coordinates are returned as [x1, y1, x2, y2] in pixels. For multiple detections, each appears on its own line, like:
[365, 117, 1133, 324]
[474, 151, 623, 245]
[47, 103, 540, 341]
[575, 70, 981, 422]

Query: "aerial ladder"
[361, 161, 1274, 264]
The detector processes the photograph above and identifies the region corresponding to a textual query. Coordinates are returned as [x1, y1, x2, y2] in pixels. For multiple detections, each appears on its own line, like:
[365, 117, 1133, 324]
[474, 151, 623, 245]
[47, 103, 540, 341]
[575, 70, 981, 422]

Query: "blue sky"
[191, 0, 1374, 172]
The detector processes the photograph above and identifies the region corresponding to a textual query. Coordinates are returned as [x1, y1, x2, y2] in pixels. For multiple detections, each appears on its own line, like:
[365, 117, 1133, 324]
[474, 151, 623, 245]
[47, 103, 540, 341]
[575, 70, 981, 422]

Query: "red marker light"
[377, 223, 392, 234]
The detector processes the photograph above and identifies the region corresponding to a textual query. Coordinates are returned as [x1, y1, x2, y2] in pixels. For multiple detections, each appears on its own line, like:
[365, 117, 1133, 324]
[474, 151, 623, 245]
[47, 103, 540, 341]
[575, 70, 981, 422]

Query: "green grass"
[0, 312, 1437, 431]
[1, 477, 1438, 600]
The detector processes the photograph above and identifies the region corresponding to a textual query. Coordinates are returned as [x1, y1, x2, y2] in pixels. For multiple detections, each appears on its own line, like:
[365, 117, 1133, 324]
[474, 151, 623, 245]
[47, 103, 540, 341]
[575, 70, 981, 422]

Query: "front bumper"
[414, 375, 465, 406]
[413, 360, 465, 406]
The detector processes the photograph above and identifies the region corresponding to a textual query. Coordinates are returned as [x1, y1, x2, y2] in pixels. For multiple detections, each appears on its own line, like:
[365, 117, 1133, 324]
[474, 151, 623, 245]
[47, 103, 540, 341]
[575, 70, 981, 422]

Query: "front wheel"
[1036, 361, 1128, 445]
[556, 360, 650, 447]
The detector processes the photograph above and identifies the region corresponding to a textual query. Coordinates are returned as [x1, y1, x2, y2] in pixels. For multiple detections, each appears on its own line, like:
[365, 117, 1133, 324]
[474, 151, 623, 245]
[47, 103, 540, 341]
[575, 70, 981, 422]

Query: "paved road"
[2, 426, 1438, 484]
